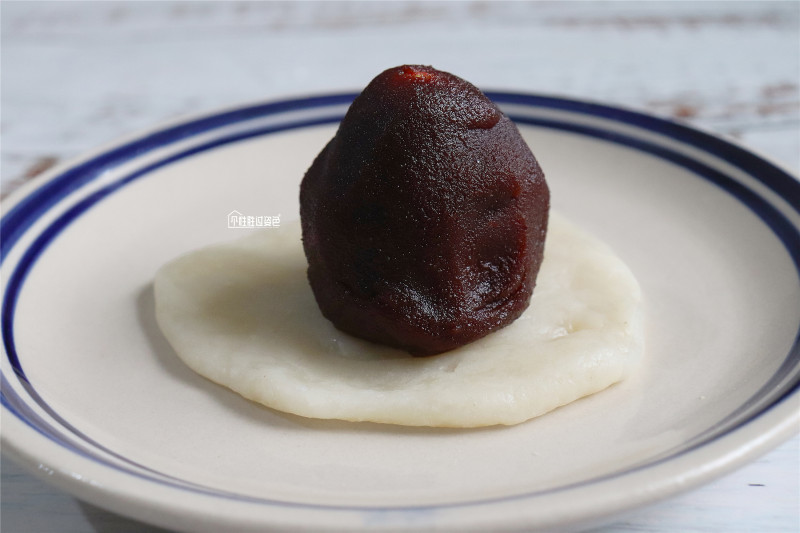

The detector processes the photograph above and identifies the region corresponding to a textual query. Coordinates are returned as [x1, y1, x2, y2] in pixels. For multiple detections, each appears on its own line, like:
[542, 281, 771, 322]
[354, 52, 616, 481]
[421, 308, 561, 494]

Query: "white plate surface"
[2, 93, 799, 532]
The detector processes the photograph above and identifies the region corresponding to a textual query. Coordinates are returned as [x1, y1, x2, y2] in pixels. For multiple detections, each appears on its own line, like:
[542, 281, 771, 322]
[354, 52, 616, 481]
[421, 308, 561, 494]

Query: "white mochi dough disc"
[154, 213, 644, 427]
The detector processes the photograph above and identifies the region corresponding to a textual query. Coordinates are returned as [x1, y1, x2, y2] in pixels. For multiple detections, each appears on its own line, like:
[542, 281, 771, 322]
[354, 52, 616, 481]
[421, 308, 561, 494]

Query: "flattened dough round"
[154, 214, 643, 427]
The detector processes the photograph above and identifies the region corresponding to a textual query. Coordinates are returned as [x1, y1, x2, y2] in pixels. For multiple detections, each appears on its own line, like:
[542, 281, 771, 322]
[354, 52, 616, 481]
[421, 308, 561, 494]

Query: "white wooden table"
[2, 2, 798, 532]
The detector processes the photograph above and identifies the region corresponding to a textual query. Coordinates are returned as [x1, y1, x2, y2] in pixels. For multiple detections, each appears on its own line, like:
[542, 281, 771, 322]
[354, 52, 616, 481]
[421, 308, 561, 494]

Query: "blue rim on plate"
[2, 92, 799, 524]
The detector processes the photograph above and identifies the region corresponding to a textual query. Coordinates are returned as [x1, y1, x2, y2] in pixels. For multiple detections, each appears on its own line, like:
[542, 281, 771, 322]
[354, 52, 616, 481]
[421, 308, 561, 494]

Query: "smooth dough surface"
[154, 214, 644, 427]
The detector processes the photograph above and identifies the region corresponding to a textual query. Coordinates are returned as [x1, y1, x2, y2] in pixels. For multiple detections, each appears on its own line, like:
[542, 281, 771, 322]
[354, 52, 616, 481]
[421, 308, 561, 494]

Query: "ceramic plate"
[2, 93, 799, 532]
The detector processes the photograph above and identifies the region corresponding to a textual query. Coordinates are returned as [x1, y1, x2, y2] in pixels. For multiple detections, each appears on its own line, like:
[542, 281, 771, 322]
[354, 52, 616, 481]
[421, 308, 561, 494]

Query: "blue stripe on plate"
[0, 94, 359, 264]
[488, 91, 800, 213]
[1, 93, 799, 510]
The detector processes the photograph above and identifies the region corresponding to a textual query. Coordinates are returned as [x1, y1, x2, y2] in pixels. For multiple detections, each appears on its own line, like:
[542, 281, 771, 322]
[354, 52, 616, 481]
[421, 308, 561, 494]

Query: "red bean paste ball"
[300, 65, 549, 356]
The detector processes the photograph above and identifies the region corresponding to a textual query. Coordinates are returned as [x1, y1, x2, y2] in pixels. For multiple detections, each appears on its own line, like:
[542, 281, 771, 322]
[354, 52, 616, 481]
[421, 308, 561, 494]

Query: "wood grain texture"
[2, 0, 798, 184]
[1, 1, 798, 532]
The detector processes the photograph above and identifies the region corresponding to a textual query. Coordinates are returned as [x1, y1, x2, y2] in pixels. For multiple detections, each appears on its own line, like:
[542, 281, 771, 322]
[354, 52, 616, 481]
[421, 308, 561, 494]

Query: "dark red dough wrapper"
[300, 65, 549, 356]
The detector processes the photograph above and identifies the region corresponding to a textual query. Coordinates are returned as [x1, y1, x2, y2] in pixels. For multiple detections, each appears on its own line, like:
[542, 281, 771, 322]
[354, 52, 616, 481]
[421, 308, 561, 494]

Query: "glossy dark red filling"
[300, 65, 549, 356]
